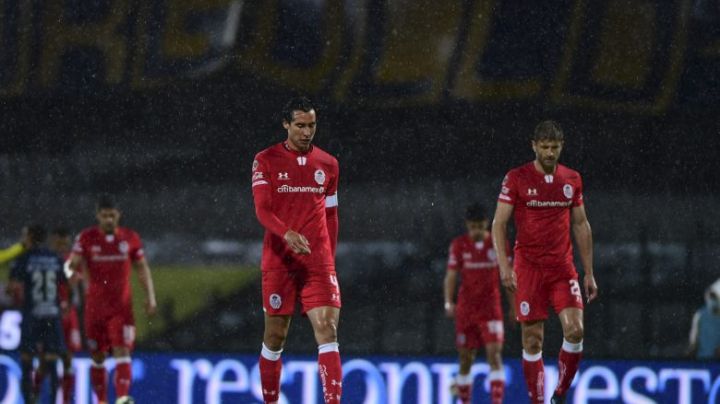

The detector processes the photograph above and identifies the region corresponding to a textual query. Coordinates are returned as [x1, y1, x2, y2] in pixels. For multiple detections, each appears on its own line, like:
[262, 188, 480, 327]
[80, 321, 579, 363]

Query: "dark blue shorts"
[20, 316, 66, 354]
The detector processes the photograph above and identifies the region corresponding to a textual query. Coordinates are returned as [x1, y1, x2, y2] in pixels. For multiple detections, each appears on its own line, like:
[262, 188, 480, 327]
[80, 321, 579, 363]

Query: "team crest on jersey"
[314, 169, 326, 185]
[487, 248, 497, 261]
[520, 301, 530, 316]
[252, 160, 259, 172]
[119, 241, 129, 254]
[269, 294, 282, 310]
[563, 184, 574, 199]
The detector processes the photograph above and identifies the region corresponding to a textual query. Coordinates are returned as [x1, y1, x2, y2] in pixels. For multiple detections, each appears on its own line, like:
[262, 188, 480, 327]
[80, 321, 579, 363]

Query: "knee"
[314, 318, 338, 343]
[264, 330, 288, 351]
[487, 348, 502, 368]
[565, 322, 584, 343]
[523, 333, 543, 353]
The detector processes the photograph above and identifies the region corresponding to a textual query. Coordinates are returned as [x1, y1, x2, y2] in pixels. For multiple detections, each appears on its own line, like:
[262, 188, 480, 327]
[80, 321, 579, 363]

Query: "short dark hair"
[27, 224, 47, 244]
[465, 203, 487, 221]
[96, 195, 118, 211]
[533, 120, 564, 142]
[282, 96, 315, 123]
[51, 226, 71, 238]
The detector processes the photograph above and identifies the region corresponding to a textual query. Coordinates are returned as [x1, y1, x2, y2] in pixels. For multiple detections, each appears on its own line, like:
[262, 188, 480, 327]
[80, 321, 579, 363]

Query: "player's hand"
[444, 302, 455, 318]
[284, 230, 311, 255]
[145, 300, 158, 316]
[500, 266, 517, 293]
[584, 274, 598, 303]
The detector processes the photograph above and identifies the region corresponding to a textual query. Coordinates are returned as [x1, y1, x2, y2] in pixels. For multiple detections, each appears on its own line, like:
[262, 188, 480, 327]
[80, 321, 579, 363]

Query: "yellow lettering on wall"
[451, 0, 541, 100]
[368, 1, 463, 105]
[40, 0, 129, 87]
[238, 1, 343, 93]
[0, 0, 32, 95]
[591, 0, 655, 89]
[162, 0, 230, 59]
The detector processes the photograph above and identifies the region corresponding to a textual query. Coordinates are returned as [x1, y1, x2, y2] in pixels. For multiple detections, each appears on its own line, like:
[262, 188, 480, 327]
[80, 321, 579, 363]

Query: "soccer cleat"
[115, 396, 135, 404]
[550, 394, 566, 404]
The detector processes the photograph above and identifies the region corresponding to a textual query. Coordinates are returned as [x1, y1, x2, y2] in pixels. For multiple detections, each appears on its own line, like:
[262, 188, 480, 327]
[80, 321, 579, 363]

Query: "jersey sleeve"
[498, 171, 518, 205]
[130, 232, 145, 262]
[447, 240, 462, 271]
[252, 153, 290, 237]
[573, 174, 584, 207]
[0, 243, 24, 265]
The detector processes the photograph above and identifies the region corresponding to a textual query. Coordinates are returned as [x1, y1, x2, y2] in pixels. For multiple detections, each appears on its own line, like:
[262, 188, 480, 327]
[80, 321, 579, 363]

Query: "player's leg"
[260, 270, 297, 404]
[90, 350, 109, 404]
[41, 352, 61, 403]
[62, 309, 81, 403]
[109, 313, 137, 401]
[62, 352, 75, 404]
[521, 321, 545, 403]
[260, 314, 292, 404]
[19, 352, 35, 403]
[303, 271, 343, 404]
[549, 275, 585, 403]
[307, 306, 342, 404]
[455, 347, 476, 404]
[552, 307, 584, 402]
[479, 318, 506, 404]
[87, 317, 110, 404]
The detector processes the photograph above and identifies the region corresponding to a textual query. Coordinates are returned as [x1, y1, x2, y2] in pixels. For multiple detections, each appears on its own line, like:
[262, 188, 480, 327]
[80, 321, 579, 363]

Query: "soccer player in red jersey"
[445, 204, 514, 404]
[492, 121, 598, 404]
[67, 197, 157, 404]
[252, 97, 341, 404]
[50, 227, 82, 403]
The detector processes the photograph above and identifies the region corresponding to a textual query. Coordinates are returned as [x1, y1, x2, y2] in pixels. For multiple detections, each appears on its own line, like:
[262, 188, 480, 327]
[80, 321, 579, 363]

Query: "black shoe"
[550, 394, 566, 404]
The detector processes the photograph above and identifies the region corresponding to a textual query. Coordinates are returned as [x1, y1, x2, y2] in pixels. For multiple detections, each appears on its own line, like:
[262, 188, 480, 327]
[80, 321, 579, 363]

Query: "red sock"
[90, 365, 108, 402]
[259, 344, 283, 403]
[318, 343, 342, 404]
[555, 339, 583, 397]
[488, 369, 505, 404]
[63, 372, 75, 403]
[114, 359, 132, 397]
[522, 351, 545, 403]
[455, 373, 472, 403]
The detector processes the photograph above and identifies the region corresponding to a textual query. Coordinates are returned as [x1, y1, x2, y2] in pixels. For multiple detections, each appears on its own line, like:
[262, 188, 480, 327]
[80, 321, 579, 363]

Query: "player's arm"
[325, 162, 339, 256]
[492, 202, 516, 293]
[0, 243, 24, 265]
[252, 159, 310, 255]
[687, 310, 700, 358]
[571, 205, 598, 303]
[66, 253, 86, 284]
[133, 257, 157, 316]
[443, 269, 458, 318]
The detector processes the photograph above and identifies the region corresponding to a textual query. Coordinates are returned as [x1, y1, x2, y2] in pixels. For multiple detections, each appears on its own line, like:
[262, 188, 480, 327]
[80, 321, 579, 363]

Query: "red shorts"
[62, 308, 82, 353]
[515, 265, 584, 322]
[455, 314, 504, 349]
[262, 268, 341, 316]
[85, 308, 135, 353]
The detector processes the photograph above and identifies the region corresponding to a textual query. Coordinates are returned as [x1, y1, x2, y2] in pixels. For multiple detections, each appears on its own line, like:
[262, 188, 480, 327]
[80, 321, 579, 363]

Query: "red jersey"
[447, 233, 502, 314]
[498, 162, 583, 268]
[72, 227, 144, 316]
[252, 142, 339, 272]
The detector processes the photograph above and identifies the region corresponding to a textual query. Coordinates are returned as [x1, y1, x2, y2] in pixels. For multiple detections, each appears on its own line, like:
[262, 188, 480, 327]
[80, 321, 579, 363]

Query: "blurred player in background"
[51, 226, 83, 403]
[7, 224, 67, 403]
[492, 121, 598, 404]
[688, 278, 720, 359]
[68, 196, 157, 404]
[252, 97, 342, 404]
[444, 203, 514, 404]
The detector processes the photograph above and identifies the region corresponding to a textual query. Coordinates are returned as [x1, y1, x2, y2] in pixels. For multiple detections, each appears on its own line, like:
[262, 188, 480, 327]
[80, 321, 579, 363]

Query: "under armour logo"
[297, 156, 307, 166]
[527, 188, 538, 196]
[278, 172, 289, 180]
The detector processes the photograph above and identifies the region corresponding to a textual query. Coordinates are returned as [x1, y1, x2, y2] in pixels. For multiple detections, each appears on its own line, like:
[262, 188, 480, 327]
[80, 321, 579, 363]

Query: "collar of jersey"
[283, 141, 313, 156]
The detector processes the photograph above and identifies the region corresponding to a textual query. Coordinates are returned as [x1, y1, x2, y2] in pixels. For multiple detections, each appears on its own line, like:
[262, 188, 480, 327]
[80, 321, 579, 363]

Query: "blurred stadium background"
[1, 0, 719, 402]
